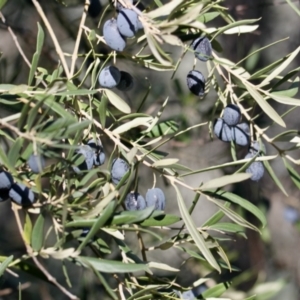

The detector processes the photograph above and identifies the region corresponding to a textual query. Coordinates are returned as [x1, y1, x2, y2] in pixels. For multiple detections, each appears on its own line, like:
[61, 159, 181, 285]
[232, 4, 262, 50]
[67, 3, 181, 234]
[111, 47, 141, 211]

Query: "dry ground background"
[0, 0, 300, 299]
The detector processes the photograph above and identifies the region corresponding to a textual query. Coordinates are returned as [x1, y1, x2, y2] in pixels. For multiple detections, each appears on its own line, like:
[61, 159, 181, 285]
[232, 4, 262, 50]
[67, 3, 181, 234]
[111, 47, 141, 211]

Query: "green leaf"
[212, 18, 260, 39]
[244, 82, 285, 127]
[144, 120, 179, 137]
[208, 222, 246, 237]
[105, 89, 131, 114]
[201, 173, 252, 190]
[23, 212, 32, 246]
[31, 213, 45, 252]
[56, 89, 98, 96]
[0, 255, 13, 277]
[260, 46, 300, 86]
[98, 94, 108, 128]
[8, 137, 23, 167]
[110, 206, 155, 226]
[263, 159, 288, 196]
[28, 23, 45, 86]
[198, 11, 220, 23]
[283, 158, 300, 190]
[205, 190, 267, 228]
[173, 184, 221, 273]
[77, 201, 115, 251]
[152, 158, 179, 168]
[202, 282, 231, 298]
[113, 117, 152, 135]
[140, 213, 181, 227]
[146, 0, 182, 18]
[78, 256, 151, 274]
[268, 92, 300, 106]
[0, 0, 6, 9]
[205, 196, 260, 231]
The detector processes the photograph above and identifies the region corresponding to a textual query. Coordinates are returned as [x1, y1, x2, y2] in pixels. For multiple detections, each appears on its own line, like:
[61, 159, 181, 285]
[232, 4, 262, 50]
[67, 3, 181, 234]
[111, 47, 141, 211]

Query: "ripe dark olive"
[87, 139, 105, 166]
[103, 18, 126, 51]
[111, 158, 130, 185]
[125, 192, 146, 211]
[9, 183, 35, 206]
[88, 0, 102, 18]
[213, 118, 232, 142]
[117, 8, 139, 38]
[186, 70, 205, 97]
[223, 104, 241, 126]
[98, 66, 121, 88]
[28, 154, 45, 174]
[191, 36, 212, 62]
[72, 145, 94, 174]
[145, 188, 165, 210]
[245, 153, 264, 181]
[231, 125, 250, 146]
[116, 71, 134, 91]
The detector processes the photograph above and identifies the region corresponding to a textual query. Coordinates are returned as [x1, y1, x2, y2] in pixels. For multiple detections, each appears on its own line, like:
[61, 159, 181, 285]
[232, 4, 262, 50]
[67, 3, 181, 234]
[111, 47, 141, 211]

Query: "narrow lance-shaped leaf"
[200, 173, 252, 190]
[0, 255, 13, 277]
[28, 23, 45, 86]
[78, 256, 151, 274]
[105, 89, 131, 114]
[244, 82, 285, 127]
[173, 184, 221, 272]
[260, 46, 300, 86]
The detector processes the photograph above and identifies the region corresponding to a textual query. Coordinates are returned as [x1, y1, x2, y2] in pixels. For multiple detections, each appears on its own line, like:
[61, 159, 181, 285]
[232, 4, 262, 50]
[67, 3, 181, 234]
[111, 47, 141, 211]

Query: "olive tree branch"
[31, 0, 70, 79]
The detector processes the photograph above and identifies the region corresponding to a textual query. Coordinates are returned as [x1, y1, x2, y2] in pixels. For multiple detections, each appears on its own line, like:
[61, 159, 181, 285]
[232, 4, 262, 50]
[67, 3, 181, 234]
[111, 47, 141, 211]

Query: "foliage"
[0, 0, 299, 299]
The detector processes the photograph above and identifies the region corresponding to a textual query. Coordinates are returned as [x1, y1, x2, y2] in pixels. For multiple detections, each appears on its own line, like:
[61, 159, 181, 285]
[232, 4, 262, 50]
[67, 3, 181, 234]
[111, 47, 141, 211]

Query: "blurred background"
[0, 0, 300, 299]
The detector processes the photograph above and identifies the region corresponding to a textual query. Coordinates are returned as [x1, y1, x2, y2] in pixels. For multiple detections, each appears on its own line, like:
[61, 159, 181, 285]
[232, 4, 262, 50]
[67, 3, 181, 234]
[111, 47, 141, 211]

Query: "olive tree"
[0, 0, 299, 299]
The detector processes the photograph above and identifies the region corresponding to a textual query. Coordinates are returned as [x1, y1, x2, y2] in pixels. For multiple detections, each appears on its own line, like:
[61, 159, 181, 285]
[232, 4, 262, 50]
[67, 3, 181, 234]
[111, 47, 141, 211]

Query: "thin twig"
[31, 0, 70, 78]
[11, 203, 79, 300]
[70, 0, 90, 77]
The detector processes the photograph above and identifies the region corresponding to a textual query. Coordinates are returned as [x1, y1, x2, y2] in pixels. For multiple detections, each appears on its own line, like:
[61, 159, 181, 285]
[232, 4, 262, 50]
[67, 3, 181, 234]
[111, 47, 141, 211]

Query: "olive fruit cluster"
[72, 139, 105, 174]
[213, 104, 250, 146]
[98, 66, 133, 90]
[125, 188, 166, 211]
[103, 3, 143, 52]
[0, 170, 35, 206]
[244, 140, 265, 181]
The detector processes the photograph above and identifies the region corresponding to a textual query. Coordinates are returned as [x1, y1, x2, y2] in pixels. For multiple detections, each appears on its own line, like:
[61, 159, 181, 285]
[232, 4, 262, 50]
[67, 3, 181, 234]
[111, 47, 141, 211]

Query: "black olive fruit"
[87, 138, 105, 166]
[98, 66, 121, 88]
[28, 154, 46, 174]
[9, 183, 35, 206]
[0, 170, 13, 190]
[103, 18, 126, 51]
[116, 71, 134, 91]
[249, 140, 266, 155]
[223, 104, 241, 126]
[245, 153, 264, 181]
[213, 118, 232, 142]
[125, 192, 146, 211]
[145, 188, 165, 210]
[186, 70, 205, 96]
[88, 0, 102, 18]
[191, 36, 212, 62]
[111, 158, 130, 185]
[117, 8, 139, 38]
[72, 145, 94, 174]
[231, 125, 250, 146]
[0, 171, 14, 202]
